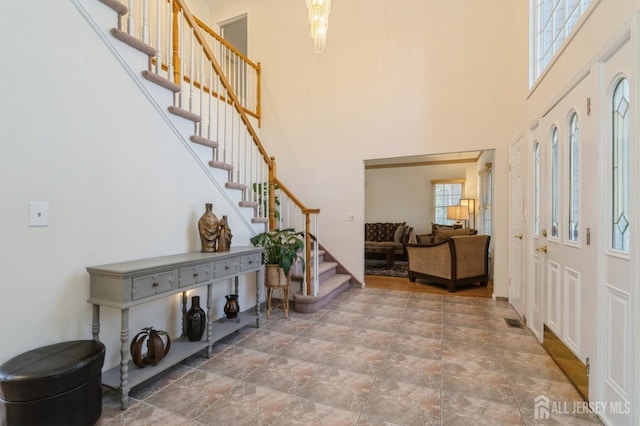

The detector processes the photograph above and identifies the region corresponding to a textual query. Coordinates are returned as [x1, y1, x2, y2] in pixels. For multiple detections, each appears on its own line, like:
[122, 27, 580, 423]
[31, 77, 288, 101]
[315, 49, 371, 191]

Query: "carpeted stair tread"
[226, 182, 247, 190]
[293, 274, 351, 313]
[239, 200, 259, 208]
[168, 105, 201, 122]
[208, 160, 233, 170]
[110, 28, 157, 57]
[99, 0, 128, 15]
[251, 217, 269, 224]
[142, 70, 181, 93]
[291, 261, 337, 281]
[189, 135, 218, 148]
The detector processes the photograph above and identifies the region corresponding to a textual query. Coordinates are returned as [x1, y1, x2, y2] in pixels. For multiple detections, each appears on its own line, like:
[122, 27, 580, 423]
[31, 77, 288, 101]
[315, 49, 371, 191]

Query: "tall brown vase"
[217, 215, 232, 252]
[198, 203, 219, 253]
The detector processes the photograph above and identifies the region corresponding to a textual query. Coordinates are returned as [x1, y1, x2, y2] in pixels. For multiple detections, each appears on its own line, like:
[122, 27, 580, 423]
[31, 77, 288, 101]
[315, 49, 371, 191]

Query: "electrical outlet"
[29, 202, 49, 227]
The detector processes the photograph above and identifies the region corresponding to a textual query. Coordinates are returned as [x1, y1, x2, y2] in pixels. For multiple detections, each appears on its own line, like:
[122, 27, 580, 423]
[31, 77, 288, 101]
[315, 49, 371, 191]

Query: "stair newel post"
[304, 212, 311, 296]
[171, 1, 181, 86]
[268, 157, 277, 230]
[303, 209, 320, 297]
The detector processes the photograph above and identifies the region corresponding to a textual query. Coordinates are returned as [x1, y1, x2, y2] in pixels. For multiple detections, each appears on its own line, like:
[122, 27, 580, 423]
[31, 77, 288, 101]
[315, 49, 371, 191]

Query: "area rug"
[365, 259, 409, 277]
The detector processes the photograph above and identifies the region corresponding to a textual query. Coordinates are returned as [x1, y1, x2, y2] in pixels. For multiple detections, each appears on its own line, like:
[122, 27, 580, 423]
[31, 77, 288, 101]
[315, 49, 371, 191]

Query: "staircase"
[291, 246, 353, 313]
[74, 0, 357, 312]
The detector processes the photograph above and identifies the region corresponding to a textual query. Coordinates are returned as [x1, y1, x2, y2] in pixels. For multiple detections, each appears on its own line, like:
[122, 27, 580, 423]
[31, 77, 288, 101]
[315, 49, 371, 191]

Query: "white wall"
[365, 161, 479, 238]
[205, 0, 527, 298]
[0, 0, 257, 368]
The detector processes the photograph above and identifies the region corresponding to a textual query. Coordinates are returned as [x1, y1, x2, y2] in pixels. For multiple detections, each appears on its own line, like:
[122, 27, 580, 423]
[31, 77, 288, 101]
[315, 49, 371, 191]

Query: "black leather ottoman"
[0, 340, 105, 426]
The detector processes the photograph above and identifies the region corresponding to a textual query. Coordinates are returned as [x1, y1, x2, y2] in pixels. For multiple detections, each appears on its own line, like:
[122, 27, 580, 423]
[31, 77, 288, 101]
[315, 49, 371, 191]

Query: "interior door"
[527, 138, 545, 342]
[509, 136, 525, 318]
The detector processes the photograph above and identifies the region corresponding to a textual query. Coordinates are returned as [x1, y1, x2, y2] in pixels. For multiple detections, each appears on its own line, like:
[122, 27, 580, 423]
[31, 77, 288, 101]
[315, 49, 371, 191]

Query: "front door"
[526, 67, 597, 402]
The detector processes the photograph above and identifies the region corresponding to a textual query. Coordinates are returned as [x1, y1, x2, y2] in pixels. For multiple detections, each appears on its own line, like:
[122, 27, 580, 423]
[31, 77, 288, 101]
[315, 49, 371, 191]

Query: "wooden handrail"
[272, 168, 320, 295]
[173, 1, 319, 296]
[194, 16, 259, 70]
[273, 177, 312, 212]
[193, 16, 262, 126]
[174, 0, 270, 165]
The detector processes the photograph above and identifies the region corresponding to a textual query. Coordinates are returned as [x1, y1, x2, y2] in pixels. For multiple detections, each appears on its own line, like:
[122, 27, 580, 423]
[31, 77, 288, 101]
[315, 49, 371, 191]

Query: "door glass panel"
[569, 113, 579, 242]
[612, 78, 630, 251]
[534, 142, 541, 236]
[551, 127, 559, 239]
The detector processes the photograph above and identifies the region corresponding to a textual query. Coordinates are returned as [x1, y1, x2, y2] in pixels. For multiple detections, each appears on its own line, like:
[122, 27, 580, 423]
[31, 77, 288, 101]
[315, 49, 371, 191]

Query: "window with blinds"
[479, 163, 492, 235]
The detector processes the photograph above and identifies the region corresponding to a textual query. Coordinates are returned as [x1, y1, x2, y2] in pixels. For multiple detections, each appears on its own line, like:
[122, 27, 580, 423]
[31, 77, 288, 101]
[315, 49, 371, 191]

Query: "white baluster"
[155, 0, 161, 74]
[207, 63, 213, 141]
[166, 0, 173, 85]
[127, 0, 134, 35]
[188, 28, 194, 114]
[178, 9, 184, 108]
[142, 0, 149, 44]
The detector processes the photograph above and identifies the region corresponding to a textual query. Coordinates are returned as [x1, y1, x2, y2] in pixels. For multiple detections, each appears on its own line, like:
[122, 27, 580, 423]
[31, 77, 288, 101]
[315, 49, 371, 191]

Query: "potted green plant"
[250, 228, 307, 279]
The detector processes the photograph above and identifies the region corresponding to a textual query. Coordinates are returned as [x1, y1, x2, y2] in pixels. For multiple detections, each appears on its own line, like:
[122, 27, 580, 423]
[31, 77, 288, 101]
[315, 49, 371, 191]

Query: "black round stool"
[0, 340, 105, 426]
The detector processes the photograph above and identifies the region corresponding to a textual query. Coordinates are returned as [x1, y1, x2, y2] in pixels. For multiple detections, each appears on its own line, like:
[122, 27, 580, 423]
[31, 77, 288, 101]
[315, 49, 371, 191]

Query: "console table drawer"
[132, 270, 176, 300]
[179, 263, 212, 287]
[214, 258, 240, 278]
[241, 253, 262, 271]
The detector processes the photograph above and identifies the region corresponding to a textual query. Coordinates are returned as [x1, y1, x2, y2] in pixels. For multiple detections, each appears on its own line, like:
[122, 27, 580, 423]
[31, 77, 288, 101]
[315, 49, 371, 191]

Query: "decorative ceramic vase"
[130, 327, 171, 368]
[217, 215, 232, 252]
[198, 203, 219, 253]
[185, 296, 206, 342]
[224, 294, 240, 319]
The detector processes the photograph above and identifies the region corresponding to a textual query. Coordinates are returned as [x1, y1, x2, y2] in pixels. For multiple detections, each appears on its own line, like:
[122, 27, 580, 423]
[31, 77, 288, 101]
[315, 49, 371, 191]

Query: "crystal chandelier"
[306, 0, 331, 54]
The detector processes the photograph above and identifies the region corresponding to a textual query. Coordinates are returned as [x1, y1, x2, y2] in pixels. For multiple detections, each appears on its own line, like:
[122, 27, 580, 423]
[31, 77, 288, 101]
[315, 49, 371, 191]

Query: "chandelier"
[306, 0, 331, 54]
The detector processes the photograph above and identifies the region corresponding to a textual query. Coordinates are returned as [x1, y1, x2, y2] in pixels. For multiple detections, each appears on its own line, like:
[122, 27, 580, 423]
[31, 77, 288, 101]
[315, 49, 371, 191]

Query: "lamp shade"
[447, 205, 469, 222]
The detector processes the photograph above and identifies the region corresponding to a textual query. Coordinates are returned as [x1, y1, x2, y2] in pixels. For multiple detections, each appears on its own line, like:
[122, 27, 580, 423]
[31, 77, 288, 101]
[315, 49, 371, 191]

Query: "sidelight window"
[612, 78, 630, 251]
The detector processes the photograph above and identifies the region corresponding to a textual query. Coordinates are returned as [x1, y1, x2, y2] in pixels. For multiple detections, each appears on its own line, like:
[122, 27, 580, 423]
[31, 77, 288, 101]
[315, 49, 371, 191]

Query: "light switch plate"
[29, 202, 49, 227]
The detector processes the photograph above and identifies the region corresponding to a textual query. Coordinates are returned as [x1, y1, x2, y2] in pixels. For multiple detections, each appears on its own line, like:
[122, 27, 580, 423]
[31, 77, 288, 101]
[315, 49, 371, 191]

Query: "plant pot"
[265, 264, 290, 319]
[265, 264, 289, 287]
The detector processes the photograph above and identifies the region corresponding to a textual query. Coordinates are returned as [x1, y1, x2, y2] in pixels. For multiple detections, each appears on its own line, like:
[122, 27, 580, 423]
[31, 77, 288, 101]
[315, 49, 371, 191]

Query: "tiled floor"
[97, 287, 603, 425]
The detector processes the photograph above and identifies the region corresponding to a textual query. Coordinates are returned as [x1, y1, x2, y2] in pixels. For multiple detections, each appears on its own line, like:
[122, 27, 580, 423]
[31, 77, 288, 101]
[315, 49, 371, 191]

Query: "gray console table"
[86, 246, 263, 409]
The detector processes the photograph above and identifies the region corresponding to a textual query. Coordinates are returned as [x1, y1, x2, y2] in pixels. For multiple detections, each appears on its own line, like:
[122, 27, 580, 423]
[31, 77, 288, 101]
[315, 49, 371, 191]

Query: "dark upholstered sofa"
[364, 222, 413, 266]
[406, 234, 490, 292]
